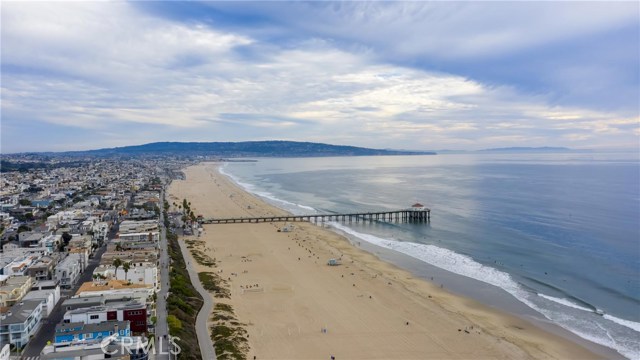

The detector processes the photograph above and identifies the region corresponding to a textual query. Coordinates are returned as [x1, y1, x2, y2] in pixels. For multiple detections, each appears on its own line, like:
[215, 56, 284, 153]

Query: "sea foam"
[328, 222, 640, 359]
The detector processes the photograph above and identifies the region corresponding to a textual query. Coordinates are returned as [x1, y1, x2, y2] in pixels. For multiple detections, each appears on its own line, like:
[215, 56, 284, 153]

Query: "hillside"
[70, 141, 434, 157]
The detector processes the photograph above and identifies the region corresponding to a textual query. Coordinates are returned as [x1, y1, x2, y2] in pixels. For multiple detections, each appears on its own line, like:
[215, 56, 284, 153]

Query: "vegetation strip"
[211, 303, 249, 360]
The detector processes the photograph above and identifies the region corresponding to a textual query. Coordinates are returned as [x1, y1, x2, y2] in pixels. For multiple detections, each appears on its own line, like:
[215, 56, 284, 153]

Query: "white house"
[2, 255, 38, 277]
[23, 286, 61, 317]
[0, 299, 44, 349]
[92, 222, 110, 245]
[93, 263, 158, 290]
[55, 256, 82, 289]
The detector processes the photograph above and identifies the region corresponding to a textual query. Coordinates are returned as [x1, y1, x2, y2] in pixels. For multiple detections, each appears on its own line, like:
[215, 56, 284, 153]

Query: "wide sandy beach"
[169, 162, 603, 360]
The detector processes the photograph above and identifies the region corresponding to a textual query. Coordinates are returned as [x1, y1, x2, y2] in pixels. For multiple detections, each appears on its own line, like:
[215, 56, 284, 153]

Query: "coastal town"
[0, 156, 199, 360]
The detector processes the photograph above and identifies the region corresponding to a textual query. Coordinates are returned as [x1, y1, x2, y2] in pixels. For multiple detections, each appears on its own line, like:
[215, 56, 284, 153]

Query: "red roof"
[412, 203, 424, 208]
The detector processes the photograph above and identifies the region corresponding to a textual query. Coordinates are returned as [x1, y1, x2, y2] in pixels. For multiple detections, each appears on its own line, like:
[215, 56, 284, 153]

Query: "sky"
[1, 1, 639, 153]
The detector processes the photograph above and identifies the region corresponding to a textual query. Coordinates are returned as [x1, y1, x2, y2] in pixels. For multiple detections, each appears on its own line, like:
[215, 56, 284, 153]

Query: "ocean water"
[219, 152, 640, 359]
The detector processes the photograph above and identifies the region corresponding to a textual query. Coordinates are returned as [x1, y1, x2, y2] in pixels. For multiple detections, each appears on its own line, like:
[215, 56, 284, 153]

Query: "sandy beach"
[168, 162, 603, 360]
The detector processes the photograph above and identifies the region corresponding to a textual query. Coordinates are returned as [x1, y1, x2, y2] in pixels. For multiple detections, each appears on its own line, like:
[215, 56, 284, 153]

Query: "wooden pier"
[199, 208, 430, 225]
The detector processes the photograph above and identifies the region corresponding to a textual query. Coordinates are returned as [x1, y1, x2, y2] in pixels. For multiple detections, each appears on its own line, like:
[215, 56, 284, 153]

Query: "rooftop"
[76, 280, 150, 295]
[65, 300, 145, 315]
[55, 320, 129, 335]
[0, 299, 42, 324]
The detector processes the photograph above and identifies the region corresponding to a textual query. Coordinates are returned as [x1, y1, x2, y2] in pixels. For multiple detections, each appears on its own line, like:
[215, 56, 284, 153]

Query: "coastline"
[169, 162, 610, 359]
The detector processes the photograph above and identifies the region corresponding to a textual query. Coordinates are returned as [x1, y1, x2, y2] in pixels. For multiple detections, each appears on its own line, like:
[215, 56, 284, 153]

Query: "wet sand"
[169, 162, 603, 360]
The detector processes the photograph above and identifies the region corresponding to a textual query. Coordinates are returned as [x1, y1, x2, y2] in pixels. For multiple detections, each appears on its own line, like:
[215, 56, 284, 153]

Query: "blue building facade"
[54, 320, 130, 344]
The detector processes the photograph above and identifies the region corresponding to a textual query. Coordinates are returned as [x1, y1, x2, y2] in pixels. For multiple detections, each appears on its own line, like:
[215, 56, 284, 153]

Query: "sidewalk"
[177, 239, 216, 360]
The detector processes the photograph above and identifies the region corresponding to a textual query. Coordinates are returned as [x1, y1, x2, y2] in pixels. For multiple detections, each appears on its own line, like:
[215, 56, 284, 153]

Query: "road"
[21, 243, 108, 358]
[154, 189, 170, 360]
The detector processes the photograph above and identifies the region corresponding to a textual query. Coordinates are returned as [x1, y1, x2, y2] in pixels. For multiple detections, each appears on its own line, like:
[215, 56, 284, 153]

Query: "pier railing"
[199, 209, 430, 225]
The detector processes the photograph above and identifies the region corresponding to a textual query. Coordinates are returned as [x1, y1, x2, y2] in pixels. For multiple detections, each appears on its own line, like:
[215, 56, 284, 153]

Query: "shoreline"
[169, 162, 612, 359]
[327, 227, 623, 359]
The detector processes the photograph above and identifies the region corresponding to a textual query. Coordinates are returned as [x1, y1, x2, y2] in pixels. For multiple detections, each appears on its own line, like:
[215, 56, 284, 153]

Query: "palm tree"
[112, 258, 123, 279]
[122, 261, 131, 281]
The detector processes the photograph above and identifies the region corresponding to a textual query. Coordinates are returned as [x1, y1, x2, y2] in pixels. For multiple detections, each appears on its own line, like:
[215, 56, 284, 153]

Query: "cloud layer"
[1, 2, 638, 152]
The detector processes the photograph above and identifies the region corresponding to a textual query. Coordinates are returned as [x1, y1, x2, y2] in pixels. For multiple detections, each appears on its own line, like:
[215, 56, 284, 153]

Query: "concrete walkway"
[178, 238, 216, 360]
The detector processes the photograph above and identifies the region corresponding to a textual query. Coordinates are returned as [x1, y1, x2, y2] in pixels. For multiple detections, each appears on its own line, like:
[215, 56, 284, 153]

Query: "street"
[21, 244, 108, 358]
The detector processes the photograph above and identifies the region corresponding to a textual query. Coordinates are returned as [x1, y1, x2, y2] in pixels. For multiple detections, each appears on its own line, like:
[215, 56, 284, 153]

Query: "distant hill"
[66, 141, 435, 157]
[477, 147, 572, 153]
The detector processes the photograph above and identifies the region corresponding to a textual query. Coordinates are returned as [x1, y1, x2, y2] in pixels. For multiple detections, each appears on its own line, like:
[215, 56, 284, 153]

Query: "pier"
[199, 208, 430, 225]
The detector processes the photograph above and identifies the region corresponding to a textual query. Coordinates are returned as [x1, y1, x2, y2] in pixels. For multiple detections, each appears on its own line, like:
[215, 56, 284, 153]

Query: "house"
[92, 222, 110, 245]
[54, 320, 130, 344]
[23, 286, 61, 317]
[63, 301, 148, 334]
[93, 262, 159, 290]
[18, 232, 45, 248]
[62, 296, 106, 312]
[27, 256, 57, 281]
[75, 280, 154, 307]
[0, 213, 14, 227]
[68, 249, 89, 271]
[1, 242, 19, 254]
[41, 234, 62, 252]
[117, 220, 159, 243]
[0, 275, 33, 311]
[55, 256, 82, 289]
[40, 333, 148, 360]
[0, 299, 44, 348]
[2, 255, 38, 277]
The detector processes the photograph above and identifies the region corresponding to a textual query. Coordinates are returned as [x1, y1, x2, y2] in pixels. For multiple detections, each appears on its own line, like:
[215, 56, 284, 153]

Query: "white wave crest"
[604, 314, 640, 332]
[537, 293, 593, 312]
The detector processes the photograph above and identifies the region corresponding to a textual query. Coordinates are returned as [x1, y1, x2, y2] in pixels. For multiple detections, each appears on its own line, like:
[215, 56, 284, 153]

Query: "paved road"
[21, 243, 108, 358]
[178, 237, 216, 360]
[155, 189, 171, 360]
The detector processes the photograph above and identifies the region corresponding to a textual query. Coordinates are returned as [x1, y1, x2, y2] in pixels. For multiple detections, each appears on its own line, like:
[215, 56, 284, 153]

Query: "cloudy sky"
[1, 1, 638, 153]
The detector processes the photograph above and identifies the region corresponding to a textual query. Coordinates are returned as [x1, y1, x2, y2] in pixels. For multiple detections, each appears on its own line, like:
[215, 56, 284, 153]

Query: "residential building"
[2, 255, 38, 276]
[54, 320, 130, 344]
[93, 262, 158, 290]
[75, 280, 154, 306]
[17, 232, 44, 248]
[41, 334, 148, 360]
[23, 286, 60, 317]
[27, 256, 57, 281]
[63, 301, 148, 333]
[0, 299, 44, 348]
[62, 296, 106, 312]
[0, 275, 33, 311]
[55, 256, 82, 289]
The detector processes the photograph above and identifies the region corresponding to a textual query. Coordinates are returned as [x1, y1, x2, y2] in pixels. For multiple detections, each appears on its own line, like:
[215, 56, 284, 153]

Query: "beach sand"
[169, 162, 602, 360]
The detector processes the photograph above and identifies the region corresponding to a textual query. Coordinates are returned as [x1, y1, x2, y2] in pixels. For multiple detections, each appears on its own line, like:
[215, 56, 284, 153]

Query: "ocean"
[218, 152, 640, 359]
